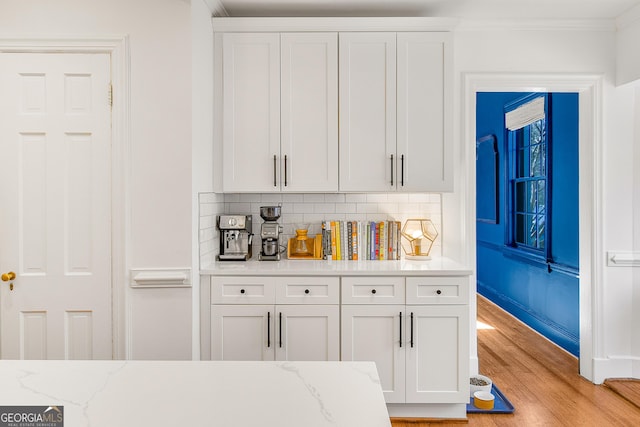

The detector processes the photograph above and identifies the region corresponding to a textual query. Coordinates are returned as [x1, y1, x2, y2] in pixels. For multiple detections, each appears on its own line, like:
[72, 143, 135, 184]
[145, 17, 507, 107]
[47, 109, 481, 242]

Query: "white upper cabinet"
[339, 31, 452, 192]
[339, 32, 397, 192]
[281, 33, 339, 192]
[217, 20, 453, 193]
[397, 32, 452, 192]
[222, 33, 280, 192]
[222, 32, 338, 192]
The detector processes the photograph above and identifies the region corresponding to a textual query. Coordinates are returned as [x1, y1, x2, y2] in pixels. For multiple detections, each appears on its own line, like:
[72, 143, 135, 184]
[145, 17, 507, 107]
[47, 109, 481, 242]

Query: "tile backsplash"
[199, 192, 442, 266]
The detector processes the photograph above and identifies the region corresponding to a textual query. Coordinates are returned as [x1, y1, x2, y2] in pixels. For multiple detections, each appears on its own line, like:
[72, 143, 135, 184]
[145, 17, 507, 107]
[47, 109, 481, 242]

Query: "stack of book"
[321, 220, 402, 261]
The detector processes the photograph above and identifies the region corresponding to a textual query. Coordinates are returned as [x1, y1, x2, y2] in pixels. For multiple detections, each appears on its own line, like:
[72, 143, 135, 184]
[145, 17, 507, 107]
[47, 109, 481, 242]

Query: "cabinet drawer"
[211, 277, 276, 304]
[341, 277, 405, 304]
[276, 277, 340, 304]
[406, 276, 468, 305]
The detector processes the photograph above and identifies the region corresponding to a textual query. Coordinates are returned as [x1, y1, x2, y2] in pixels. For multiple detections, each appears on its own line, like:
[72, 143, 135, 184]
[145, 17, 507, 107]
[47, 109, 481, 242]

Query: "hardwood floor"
[392, 295, 640, 426]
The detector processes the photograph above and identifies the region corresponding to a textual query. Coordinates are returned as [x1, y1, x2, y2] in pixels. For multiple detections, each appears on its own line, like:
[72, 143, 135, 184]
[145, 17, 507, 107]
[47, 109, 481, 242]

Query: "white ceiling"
[213, 0, 640, 20]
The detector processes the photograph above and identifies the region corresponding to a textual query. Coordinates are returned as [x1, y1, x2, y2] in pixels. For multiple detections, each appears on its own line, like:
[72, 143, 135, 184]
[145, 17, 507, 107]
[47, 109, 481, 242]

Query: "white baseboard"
[592, 356, 640, 384]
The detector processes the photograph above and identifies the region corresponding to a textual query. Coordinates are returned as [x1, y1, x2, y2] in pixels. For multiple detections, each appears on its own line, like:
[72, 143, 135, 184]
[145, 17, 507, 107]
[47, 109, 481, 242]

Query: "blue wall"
[476, 92, 580, 356]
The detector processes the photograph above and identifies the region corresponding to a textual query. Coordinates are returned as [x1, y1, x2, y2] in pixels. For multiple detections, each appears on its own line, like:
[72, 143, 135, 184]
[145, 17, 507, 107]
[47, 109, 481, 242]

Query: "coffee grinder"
[259, 205, 282, 261]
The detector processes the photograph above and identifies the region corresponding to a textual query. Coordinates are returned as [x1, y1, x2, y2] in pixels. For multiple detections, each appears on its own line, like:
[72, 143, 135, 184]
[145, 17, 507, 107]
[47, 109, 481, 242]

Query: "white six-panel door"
[0, 53, 112, 359]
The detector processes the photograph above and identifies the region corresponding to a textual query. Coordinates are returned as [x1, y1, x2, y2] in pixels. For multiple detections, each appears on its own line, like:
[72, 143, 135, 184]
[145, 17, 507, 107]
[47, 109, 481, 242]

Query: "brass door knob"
[1, 271, 16, 282]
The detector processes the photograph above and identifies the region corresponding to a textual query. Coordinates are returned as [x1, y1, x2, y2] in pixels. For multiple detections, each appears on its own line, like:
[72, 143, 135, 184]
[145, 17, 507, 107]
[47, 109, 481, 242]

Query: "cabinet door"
[397, 32, 452, 192]
[222, 33, 280, 192]
[211, 305, 275, 361]
[405, 305, 468, 403]
[281, 33, 338, 192]
[341, 305, 405, 403]
[276, 305, 340, 361]
[339, 32, 396, 192]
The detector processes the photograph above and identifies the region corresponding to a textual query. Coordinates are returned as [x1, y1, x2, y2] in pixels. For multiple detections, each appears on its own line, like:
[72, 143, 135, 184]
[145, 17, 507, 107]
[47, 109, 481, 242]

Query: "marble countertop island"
[0, 360, 390, 427]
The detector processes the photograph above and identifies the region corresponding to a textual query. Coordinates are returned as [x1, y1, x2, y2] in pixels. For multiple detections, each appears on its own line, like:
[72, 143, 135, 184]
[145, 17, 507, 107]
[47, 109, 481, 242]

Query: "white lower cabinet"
[341, 276, 469, 406]
[209, 273, 469, 416]
[341, 304, 406, 403]
[405, 305, 469, 403]
[211, 276, 340, 361]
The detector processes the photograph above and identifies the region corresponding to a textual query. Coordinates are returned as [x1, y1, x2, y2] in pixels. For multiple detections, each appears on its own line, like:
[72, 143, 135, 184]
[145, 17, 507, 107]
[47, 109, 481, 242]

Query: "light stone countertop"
[0, 360, 391, 427]
[201, 257, 471, 276]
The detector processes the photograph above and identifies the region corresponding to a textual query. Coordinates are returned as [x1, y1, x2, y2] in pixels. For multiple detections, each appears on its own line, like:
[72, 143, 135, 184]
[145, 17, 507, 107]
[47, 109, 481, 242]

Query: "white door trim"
[462, 73, 603, 382]
[0, 37, 131, 360]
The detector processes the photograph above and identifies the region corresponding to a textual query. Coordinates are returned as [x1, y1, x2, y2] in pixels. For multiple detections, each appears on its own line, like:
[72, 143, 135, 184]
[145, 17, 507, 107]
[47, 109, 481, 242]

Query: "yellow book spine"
[330, 221, 337, 260]
[335, 221, 342, 260]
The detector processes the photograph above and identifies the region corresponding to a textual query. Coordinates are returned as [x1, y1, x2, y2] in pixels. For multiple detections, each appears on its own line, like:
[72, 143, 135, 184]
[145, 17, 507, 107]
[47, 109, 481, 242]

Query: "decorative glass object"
[401, 219, 438, 260]
[291, 223, 312, 256]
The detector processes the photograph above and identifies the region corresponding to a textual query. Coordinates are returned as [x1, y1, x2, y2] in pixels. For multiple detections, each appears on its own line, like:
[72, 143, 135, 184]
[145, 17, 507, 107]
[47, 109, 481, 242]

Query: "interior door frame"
[0, 37, 131, 359]
[462, 73, 603, 382]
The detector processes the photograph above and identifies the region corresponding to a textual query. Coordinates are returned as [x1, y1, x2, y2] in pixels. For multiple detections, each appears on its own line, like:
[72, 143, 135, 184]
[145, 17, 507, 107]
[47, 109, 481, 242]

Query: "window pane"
[531, 120, 544, 144]
[536, 214, 546, 250]
[517, 148, 527, 177]
[531, 144, 542, 177]
[526, 214, 537, 247]
[528, 181, 537, 213]
[515, 213, 526, 244]
[515, 181, 526, 212]
[537, 180, 546, 214]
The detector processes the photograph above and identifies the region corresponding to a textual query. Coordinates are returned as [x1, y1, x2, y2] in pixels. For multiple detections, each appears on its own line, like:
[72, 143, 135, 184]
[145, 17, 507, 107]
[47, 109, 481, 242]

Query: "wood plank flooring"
[604, 379, 640, 410]
[391, 295, 640, 426]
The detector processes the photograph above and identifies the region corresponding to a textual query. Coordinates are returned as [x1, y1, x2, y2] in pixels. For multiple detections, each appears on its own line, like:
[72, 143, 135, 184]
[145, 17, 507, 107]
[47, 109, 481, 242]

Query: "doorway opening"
[475, 91, 579, 357]
[463, 73, 603, 382]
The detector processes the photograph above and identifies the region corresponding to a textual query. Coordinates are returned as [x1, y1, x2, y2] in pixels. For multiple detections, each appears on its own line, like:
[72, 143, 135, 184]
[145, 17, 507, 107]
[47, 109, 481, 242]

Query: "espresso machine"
[217, 215, 252, 261]
[259, 206, 282, 261]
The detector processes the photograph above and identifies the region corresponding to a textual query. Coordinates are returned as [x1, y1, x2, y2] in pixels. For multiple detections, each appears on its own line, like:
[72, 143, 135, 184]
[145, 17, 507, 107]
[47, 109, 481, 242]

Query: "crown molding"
[617, 3, 640, 29]
[212, 17, 459, 32]
[203, 0, 229, 17]
[456, 18, 616, 32]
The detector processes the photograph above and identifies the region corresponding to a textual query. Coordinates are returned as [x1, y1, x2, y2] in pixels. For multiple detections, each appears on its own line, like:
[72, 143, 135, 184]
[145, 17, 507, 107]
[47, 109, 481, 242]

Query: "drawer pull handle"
[304, 289, 310, 294]
[436, 289, 442, 295]
[371, 289, 377, 294]
[240, 289, 245, 294]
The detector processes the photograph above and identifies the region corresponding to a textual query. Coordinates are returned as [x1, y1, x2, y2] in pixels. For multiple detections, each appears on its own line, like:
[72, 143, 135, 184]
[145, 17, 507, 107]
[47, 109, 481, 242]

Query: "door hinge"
[108, 83, 113, 108]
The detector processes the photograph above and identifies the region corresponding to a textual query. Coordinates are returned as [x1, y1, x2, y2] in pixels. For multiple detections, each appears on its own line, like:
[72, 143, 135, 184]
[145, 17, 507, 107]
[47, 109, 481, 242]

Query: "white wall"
[0, 0, 194, 359]
[451, 20, 639, 382]
[617, 5, 640, 85]
[633, 85, 640, 377]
